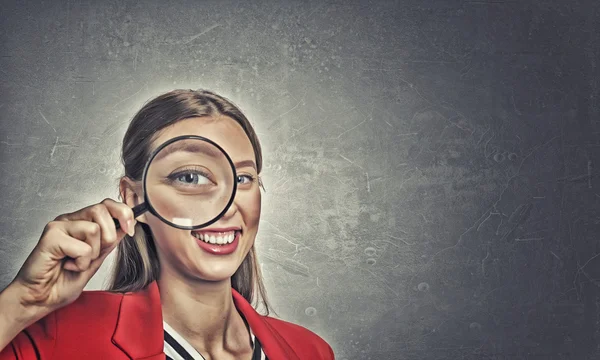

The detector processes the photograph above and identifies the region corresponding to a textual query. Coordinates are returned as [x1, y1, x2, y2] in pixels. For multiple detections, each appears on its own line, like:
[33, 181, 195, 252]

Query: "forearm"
[0, 283, 46, 352]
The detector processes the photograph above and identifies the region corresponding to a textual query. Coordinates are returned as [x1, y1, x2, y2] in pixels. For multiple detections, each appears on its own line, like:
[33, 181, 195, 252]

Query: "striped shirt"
[163, 321, 267, 360]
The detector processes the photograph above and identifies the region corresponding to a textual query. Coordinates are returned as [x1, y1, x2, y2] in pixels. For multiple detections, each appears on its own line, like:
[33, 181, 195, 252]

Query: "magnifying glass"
[116, 135, 237, 230]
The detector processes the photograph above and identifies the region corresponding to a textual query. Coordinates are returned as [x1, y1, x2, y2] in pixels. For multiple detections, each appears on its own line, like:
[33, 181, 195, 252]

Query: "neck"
[158, 266, 250, 354]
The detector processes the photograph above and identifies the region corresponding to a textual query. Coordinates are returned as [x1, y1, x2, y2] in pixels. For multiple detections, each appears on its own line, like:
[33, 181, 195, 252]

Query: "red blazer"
[0, 282, 334, 360]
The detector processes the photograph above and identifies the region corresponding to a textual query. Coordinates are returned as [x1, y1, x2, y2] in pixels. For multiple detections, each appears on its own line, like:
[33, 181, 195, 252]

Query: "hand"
[10, 198, 136, 315]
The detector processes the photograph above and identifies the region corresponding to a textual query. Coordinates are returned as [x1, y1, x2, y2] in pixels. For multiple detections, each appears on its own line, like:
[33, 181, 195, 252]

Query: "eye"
[237, 174, 254, 185]
[178, 172, 209, 185]
[168, 170, 212, 186]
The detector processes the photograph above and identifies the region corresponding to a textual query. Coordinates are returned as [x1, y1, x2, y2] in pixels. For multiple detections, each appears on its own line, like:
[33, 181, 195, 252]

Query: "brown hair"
[108, 89, 270, 314]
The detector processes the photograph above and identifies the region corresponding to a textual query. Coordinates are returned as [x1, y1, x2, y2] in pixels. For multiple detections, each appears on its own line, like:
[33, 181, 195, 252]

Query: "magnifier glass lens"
[145, 138, 235, 228]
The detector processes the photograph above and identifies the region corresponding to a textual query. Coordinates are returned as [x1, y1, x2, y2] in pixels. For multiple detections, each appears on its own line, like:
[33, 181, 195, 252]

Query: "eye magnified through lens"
[118, 135, 237, 230]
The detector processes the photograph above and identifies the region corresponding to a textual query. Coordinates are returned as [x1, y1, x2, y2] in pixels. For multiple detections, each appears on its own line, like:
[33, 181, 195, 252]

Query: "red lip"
[193, 231, 240, 255]
[193, 227, 241, 233]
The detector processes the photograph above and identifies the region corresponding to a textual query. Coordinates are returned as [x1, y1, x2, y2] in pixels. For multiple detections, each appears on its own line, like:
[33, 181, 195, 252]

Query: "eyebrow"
[151, 141, 224, 162]
[235, 160, 257, 171]
[151, 141, 257, 171]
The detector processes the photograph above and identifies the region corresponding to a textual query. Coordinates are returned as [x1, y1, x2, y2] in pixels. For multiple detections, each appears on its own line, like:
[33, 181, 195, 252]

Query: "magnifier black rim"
[141, 134, 238, 230]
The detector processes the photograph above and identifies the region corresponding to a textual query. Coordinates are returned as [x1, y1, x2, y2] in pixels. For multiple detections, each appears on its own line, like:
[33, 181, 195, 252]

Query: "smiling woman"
[0, 89, 335, 360]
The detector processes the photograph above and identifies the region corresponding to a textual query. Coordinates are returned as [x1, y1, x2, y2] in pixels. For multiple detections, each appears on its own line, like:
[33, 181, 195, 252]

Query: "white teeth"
[193, 231, 237, 245]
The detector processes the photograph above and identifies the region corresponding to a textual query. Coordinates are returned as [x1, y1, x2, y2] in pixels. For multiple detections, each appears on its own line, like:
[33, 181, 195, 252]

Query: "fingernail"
[127, 220, 135, 236]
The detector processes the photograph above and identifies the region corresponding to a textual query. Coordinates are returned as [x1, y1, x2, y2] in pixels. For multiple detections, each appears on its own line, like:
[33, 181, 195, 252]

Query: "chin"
[189, 261, 240, 283]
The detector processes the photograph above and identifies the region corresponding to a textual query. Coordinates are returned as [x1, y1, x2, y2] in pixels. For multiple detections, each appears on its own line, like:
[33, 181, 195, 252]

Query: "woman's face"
[134, 116, 261, 282]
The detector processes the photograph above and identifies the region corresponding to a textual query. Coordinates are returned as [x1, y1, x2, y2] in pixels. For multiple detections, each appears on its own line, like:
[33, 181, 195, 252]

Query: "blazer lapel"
[111, 282, 165, 359]
[109, 282, 297, 360]
[232, 290, 300, 360]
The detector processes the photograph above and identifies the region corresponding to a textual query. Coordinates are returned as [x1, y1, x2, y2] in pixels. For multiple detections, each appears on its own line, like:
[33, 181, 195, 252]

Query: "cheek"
[239, 190, 261, 253]
[246, 189, 261, 227]
[145, 215, 188, 253]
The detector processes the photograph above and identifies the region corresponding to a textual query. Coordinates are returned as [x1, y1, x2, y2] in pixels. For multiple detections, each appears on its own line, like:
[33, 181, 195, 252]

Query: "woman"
[0, 89, 334, 360]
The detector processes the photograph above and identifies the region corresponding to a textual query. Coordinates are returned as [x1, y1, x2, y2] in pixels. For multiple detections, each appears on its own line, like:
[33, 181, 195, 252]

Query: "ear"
[119, 176, 148, 224]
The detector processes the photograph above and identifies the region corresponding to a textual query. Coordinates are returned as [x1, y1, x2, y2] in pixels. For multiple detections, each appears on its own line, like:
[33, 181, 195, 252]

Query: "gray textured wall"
[1, 1, 600, 359]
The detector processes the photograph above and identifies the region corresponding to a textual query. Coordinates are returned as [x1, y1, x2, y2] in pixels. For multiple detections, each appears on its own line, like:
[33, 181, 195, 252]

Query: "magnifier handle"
[113, 217, 122, 230]
[113, 203, 147, 231]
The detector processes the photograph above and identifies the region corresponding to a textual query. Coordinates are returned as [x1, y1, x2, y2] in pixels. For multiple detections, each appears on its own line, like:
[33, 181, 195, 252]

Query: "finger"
[100, 198, 136, 237]
[59, 199, 136, 237]
[55, 234, 94, 272]
[86, 203, 119, 253]
[62, 220, 102, 261]
[56, 226, 115, 275]
[86, 240, 119, 275]
[41, 220, 100, 262]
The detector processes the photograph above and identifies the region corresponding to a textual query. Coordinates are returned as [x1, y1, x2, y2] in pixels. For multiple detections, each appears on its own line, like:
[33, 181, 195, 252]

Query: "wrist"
[0, 282, 47, 344]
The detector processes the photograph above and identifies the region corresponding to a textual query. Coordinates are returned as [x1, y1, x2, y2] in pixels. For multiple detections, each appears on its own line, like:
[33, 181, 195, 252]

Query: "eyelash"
[237, 174, 255, 185]
[167, 167, 212, 185]
[167, 168, 256, 188]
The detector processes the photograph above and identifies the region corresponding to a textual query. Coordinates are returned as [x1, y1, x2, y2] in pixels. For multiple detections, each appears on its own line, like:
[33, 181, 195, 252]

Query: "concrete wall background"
[1, 1, 599, 359]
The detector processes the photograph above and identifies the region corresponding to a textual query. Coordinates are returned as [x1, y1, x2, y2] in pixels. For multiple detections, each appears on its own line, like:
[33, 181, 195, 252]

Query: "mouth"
[191, 228, 241, 245]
